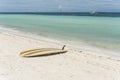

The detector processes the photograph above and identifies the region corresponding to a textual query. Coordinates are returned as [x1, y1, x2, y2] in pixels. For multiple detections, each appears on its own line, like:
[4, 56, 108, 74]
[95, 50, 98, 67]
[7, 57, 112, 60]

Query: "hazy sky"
[0, 0, 120, 12]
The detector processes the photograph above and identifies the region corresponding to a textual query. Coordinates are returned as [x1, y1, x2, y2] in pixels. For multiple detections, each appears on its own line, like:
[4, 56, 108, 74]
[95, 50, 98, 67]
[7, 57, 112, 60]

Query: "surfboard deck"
[20, 48, 67, 57]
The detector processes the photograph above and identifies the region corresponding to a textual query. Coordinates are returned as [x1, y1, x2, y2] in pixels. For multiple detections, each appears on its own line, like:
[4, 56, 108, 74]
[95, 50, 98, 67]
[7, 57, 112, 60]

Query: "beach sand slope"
[0, 30, 120, 80]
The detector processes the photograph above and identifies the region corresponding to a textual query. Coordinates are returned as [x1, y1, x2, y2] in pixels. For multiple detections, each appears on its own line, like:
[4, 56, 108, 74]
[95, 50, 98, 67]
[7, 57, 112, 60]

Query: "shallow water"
[0, 14, 120, 52]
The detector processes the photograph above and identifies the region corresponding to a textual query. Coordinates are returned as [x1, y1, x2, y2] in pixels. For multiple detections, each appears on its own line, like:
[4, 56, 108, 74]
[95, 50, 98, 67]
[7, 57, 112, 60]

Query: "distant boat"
[90, 11, 96, 14]
[58, 5, 62, 12]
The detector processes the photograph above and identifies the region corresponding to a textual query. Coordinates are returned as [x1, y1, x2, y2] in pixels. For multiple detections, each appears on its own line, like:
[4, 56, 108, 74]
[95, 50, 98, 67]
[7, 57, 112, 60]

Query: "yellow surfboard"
[20, 45, 67, 57]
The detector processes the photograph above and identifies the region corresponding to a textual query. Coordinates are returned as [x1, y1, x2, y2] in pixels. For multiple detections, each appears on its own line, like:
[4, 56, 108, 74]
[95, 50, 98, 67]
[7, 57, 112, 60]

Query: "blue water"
[0, 14, 120, 51]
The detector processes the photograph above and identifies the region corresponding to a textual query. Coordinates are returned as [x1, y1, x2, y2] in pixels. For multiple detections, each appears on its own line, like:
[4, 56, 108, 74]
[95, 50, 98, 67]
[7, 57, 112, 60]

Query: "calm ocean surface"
[0, 14, 120, 52]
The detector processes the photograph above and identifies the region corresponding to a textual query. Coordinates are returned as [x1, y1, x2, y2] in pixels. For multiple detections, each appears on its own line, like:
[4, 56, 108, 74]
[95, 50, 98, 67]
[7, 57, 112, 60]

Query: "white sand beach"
[0, 26, 120, 80]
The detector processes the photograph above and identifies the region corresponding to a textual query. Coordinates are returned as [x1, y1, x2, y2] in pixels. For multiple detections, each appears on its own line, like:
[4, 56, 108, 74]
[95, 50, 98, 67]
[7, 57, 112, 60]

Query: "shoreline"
[0, 26, 119, 58]
[0, 26, 120, 80]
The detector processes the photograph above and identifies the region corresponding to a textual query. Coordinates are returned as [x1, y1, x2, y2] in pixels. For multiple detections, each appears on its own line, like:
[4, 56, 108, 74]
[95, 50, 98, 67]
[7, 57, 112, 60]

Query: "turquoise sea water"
[0, 14, 120, 52]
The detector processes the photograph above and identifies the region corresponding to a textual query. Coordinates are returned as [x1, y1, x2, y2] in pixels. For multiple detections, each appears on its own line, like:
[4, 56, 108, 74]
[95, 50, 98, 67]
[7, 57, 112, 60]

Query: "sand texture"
[0, 27, 120, 80]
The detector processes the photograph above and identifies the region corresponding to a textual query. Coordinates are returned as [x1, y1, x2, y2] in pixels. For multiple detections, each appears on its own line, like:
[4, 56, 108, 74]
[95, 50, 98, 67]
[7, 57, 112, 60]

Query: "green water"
[0, 14, 120, 51]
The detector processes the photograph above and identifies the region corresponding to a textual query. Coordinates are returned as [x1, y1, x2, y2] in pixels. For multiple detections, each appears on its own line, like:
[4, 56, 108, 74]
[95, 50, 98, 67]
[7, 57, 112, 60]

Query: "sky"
[0, 0, 120, 12]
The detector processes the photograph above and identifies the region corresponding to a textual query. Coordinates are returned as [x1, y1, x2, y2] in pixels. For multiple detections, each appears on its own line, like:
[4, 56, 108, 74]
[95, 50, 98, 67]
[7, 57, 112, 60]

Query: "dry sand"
[0, 27, 120, 80]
